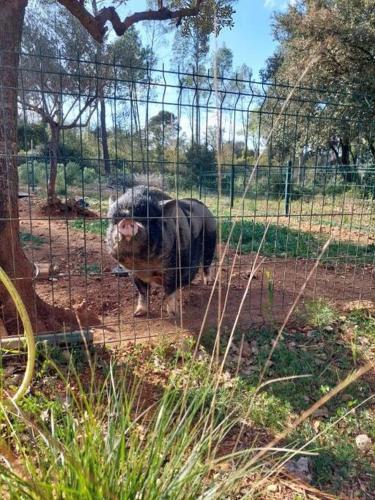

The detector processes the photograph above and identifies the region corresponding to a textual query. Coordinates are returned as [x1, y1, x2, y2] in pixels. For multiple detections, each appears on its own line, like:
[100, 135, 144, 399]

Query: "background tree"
[148, 110, 179, 163]
[172, 0, 235, 144]
[185, 143, 216, 189]
[262, 0, 375, 180]
[211, 44, 233, 78]
[21, 2, 99, 205]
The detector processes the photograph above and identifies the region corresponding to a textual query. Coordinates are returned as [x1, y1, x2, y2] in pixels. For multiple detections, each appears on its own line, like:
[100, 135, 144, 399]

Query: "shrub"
[18, 161, 49, 188]
[185, 144, 217, 190]
[361, 169, 375, 199]
[56, 162, 98, 195]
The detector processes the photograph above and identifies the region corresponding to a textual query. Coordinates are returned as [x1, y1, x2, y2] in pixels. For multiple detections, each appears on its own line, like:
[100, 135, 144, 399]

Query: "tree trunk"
[367, 138, 375, 161]
[0, 0, 77, 335]
[47, 123, 60, 203]
[92, 0, 110, 176]
[340, 138, 357, 183]
[100, 95, 111, 176]
[298, 150, 306, 184]
[341, 139, 350, 166]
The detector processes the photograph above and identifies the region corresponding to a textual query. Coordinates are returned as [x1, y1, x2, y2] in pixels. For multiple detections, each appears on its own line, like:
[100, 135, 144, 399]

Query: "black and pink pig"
[106, 185, 216, 317]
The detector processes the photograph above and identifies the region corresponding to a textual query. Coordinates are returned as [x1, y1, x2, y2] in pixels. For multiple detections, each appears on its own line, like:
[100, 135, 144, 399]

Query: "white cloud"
[264, 0, 297, 10]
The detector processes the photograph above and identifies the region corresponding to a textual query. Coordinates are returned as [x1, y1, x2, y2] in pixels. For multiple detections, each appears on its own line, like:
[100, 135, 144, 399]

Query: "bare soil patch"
[16, 197, 375, 341]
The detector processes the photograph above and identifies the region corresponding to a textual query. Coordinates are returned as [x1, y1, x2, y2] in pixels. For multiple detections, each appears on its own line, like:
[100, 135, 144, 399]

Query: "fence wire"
[3, 52, 375, 344]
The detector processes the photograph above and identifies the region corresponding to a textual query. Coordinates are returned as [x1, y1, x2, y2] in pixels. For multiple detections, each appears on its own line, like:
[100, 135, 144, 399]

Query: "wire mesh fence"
[3, 52, 375, 344]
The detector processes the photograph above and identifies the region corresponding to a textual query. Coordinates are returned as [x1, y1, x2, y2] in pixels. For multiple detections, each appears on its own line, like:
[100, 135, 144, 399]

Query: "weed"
[81, 263, 101, 275]
[304, 299, 338, 329]
[19, 231, 45, 248]
[70, 218, 109, 235]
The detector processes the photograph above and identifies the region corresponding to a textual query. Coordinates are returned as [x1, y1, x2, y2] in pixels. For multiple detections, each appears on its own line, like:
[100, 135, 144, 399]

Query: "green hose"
[0, 267, 35, 402]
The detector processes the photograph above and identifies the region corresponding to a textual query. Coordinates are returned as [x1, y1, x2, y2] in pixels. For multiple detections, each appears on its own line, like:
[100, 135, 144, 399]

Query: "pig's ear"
[159, 199, 175, 208]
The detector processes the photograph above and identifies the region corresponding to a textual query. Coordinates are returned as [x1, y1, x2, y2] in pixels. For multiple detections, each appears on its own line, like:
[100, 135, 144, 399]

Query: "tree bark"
[367, 138, 375, 161]
[92, 1, 111, 177]
[340, 137, 357, 183]
[0, 0, 76, 335]
[47, 123, 60, 203]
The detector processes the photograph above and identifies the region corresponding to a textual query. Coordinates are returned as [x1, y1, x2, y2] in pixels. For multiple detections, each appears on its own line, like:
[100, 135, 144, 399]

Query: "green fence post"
[285, 160, 293, 216]
[230, 165, 235, 208]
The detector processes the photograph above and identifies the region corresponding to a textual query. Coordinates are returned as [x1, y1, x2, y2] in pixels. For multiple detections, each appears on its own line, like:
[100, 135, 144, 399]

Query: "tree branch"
[57, 0, 205, 43]
[19, 100, 56, 126]
[61, 95, 97, 129]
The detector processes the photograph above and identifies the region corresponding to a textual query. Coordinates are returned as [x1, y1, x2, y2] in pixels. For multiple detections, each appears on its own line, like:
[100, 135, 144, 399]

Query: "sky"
[120, 0, 292, 79]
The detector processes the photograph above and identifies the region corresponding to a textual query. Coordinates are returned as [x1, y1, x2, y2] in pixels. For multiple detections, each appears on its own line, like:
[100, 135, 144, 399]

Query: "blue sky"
[121, 0, 290, 79]
[216, 0, 278, 78]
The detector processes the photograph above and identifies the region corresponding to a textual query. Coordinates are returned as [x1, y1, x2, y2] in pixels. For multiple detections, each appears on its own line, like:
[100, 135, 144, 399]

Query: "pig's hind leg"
[133, 277, 149, 317]
[202, 230, 216, 285]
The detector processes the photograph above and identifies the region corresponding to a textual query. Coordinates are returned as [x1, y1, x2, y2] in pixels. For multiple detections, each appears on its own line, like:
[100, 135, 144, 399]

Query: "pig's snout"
[117, 219, 141, 241]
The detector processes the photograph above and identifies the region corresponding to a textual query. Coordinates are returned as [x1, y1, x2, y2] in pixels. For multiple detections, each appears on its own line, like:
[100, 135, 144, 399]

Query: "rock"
[313, 406, 329, 418]
[285, 456, 312, 482]
[241, 340, 251, 357]
[313, 420, 321, 432]
[355, 434, 372, 452]
[266, 484, 278, 492]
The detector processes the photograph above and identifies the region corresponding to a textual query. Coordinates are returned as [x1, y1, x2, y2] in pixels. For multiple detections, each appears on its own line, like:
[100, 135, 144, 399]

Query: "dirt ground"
[18, 197, 375, 342]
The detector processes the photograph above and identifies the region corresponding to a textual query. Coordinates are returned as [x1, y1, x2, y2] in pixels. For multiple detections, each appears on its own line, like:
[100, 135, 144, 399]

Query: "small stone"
[355, 434, 372, 452]
[341, 394, 352, 402]
[313, 420, 321, 432]
[285, 456, 312, 483]
[313, 406, 329, 418]
[241, 340, 251, 356]
[266, 484, 278, 492]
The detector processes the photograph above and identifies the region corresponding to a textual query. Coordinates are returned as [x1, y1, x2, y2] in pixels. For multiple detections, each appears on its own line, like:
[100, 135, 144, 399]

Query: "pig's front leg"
[165, 292, 177, 318]
[133, 277, 149, 317]
[164, 273, 178, 318]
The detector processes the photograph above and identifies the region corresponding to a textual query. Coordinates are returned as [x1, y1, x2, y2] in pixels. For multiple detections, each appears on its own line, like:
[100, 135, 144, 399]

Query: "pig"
[106, 185, 216, 317]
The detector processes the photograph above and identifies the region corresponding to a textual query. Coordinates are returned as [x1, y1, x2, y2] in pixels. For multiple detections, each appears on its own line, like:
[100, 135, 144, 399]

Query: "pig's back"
[161, 198, 216, 288]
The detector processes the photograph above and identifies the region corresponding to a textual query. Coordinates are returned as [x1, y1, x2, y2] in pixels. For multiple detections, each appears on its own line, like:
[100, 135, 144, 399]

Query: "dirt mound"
[41, 198, 98, 218]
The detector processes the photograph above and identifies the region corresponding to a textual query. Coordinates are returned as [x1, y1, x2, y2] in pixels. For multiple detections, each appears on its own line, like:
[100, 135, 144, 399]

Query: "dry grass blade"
[258, 237, 332, 386]
[196, 52, 321, 353]
[256, 394, 375, 492]
[217, 223, 270, 376]
[247, 361, 374, 470]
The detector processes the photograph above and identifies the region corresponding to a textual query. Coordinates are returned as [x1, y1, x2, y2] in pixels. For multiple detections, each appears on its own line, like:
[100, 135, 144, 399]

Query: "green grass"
[81, 263, 101, 275]
[19, 231, 46, 248]
[69, 212, 375, 266]
[199, 301, 375, 494]
[1, 303, 374, 496]
[221, 219, 375, 263]
[70, 218, 108, 235]
[0, 345, 267, 499]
